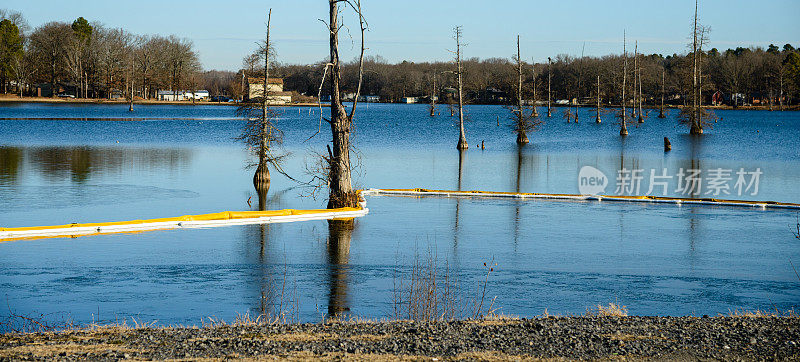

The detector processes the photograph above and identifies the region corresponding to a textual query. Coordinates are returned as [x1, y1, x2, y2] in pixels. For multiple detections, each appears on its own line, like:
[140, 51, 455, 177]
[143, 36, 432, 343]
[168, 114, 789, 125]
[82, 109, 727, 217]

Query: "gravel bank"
[1, 316, 798, 361]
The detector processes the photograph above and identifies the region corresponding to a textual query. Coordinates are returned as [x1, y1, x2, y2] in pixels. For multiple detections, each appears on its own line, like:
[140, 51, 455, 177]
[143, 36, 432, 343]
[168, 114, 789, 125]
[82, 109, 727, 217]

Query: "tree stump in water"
[664, 137, 672, 152]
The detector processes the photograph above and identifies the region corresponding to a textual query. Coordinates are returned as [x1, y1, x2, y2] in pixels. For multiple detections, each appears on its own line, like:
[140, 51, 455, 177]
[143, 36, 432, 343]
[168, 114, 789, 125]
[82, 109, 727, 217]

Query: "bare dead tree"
[315, 0, 367, 208]
[658, 65, 667, 118]
[680, 0, 716, 135]
[779, 63, 785, 111]
[429, 72, 436, 117]
[595, 75, 602, 123]
[531, 58, 538, 117]
[509, 35, 542, 144]
[619, 31, 629, 136]
[237, 9, 290, 191]
[637, 43, 645, 123]
[632, 41, 639, 120]
[547, 57, 552, 117]
[575, 43, 585, 123]
[453, 26, 468, 150]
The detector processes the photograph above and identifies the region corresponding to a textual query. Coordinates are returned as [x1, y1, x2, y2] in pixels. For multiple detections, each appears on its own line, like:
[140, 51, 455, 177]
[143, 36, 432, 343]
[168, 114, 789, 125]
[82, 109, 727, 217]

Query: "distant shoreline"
[0, 96, 797, 111]
[0, 96, 321, 108]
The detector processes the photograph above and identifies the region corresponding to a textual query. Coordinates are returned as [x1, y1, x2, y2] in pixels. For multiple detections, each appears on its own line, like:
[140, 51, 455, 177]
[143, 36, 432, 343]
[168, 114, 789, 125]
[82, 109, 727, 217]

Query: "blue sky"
[4, 0, 798, 71]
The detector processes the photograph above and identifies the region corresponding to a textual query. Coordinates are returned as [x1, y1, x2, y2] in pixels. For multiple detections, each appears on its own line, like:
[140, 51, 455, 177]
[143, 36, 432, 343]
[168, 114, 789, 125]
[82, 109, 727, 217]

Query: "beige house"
[247, 78, 292, 104]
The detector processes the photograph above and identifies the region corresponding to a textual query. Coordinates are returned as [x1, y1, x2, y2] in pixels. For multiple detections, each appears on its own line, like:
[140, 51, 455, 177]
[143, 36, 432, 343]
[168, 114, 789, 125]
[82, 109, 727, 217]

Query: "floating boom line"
[3, 188, 799, 242]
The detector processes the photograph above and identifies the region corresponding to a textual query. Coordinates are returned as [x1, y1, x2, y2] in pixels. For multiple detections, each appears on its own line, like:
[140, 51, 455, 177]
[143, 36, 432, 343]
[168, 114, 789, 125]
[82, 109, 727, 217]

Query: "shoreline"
[1, 316, 797, 360]
[0, 96, 321, 108]
[1, 96, 797, 111]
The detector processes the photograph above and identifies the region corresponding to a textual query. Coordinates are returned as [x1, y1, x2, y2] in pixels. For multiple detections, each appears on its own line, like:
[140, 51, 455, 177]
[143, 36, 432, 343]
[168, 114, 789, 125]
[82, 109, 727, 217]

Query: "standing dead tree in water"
[618, 31, 629, 136]
[429, 73, 437, 117]
[658, 64, 667, 118]
[594, 75, 602, 123]
[312, 0, 367, 208]
[237, 9, 286, 191]
[547, 57, 552, 117]
[453, 26, 468, 150]
[531, 58, 539, 117]
[680, 0, 716, 135]
[574, 43, 585, 123]
[509, 36, 541, 144]
[637, 42, 645, 123]
[631, 41, 639, 120]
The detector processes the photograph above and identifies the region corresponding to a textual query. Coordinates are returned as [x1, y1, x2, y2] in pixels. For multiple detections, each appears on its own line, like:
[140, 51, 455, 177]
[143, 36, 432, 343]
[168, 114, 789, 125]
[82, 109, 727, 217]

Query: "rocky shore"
[1, 316, 798, 361]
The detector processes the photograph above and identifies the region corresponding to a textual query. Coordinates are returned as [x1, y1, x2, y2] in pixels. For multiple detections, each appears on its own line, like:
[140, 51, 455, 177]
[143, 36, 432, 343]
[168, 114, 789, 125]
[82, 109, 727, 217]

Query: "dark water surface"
[1, 102, 798, 327]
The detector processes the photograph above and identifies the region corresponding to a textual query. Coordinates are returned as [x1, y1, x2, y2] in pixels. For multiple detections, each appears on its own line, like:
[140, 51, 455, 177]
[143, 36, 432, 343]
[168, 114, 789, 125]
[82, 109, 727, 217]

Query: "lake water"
[1, 102, 799, 328]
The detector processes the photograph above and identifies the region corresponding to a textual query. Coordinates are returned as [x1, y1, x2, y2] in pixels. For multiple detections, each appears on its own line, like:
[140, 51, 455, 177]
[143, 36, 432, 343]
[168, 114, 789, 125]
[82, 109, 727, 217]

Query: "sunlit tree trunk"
[455, 26, 468, 150]
[254, 10, 272, 190]
[515, 35, 529, 144]
[326, 0, 365, 208]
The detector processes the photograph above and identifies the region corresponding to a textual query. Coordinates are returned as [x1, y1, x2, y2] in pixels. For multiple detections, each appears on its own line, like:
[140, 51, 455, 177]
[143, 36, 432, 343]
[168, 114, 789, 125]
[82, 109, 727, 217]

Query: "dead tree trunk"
[689, 0, 703, 135]
[531, 58, 538, 117]
[632, 41, 638, 119]
[254, 9, 273, 190]
[326, 0, 366, 208]
[455, 26, 468, 150]
[595, 75, 601, 123]
[779, 68, 785, 111]
[575, 43, 585, 123]
[658, 67, 666, 118]
[638, 58, 644, 123]
[620, 31, 629, 136]
[547, 57, 552, 117]
[515, 35, 529, 144]
[429, 73, 436, 117]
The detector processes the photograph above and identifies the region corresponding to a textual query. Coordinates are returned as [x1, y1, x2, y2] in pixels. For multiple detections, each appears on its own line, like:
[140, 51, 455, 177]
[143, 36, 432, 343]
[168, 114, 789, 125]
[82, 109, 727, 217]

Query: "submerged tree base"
[516, 133, 529, 145]
[456, 139, 468, 150]
[253, 163, 271, 190]
[327, 191, 360, 209]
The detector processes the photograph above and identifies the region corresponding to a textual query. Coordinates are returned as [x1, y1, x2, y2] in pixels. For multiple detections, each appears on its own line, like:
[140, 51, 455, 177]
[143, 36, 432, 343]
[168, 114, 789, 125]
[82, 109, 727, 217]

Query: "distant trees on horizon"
[1, 8, 799, 108]
[0, 9, 201, 100]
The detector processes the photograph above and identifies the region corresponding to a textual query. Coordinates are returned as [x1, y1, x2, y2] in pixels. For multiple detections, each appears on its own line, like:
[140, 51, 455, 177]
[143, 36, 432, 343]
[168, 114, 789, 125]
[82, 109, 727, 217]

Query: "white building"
[247, 78, 292, 104]
[156, 90, 210, 101]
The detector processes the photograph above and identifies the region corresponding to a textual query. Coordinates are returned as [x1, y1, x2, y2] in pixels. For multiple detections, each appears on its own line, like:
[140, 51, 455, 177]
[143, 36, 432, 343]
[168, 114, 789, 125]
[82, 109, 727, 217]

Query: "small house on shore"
[246, 77, 292, 104]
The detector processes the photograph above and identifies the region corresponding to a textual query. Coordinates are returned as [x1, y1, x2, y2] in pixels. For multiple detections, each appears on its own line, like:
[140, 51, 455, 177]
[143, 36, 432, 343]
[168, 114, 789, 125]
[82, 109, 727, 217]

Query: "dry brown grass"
[587, 303, 628, 317]
[726, 308, 798, 318]
[0, 342, 140, 358]
[467, 314, 520, 326]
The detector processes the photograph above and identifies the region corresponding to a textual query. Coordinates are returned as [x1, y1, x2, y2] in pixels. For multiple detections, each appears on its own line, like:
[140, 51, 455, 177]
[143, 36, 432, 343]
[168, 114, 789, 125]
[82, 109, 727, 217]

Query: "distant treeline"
[266, 45, 800, 107]
[0, 10, 203, 99]
[1, 8, 799, 106]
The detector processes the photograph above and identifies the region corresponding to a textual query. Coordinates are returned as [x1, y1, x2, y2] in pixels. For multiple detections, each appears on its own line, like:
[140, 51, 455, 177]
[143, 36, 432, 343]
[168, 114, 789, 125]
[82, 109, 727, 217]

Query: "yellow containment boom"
[0, 194, 369, 242]
[360, 188, 800, 210]
[3, 188, 799, 243]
